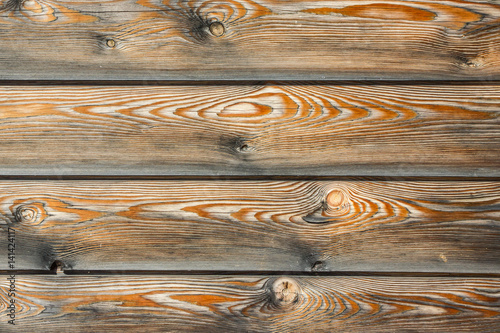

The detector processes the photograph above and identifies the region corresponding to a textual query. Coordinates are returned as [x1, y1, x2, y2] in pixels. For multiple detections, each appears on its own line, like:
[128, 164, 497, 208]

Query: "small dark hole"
[240, 144, 249, 152]
[50, 260, 64, 274]
[311, 261, 324, 272]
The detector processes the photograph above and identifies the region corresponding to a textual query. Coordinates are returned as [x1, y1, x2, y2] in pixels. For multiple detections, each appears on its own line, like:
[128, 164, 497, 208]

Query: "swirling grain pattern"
[0, 84, 498, 176]
[0, 180, 498, 272]
[0, 0, 499, 79]
[0, 275, 498, 332]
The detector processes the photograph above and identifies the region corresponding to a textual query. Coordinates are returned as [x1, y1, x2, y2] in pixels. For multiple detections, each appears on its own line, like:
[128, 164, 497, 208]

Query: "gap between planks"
[2, 270, 500, 278]
[1, 80, 500, 86]
[1, 176, 500, 181]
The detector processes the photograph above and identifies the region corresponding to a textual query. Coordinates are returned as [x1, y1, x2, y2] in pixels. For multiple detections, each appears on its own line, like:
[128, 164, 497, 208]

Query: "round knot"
[270, 278, 300, 307]
[209, 21, 225, 37]
[106, 39, 116, 48]
[326, 189, 345, 208]
[323, 188, 350, 217]
[13, 202, 46, 225]
[15, 206, 38, 223]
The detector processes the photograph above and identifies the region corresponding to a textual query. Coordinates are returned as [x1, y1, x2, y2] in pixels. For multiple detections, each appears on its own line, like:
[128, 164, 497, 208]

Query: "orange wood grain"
[0, 275, 498, 332]
[0, 0, 500, 79]
[0, 180, 498, 272]
[0, 84, 498, 176]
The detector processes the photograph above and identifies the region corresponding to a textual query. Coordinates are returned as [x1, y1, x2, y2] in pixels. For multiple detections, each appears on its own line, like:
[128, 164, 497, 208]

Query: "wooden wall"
[0, 0, 499, 331]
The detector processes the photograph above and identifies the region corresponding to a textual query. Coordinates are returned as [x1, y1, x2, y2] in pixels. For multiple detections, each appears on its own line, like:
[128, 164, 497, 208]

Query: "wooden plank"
[0, 0, 500, 80]
[0, 275, 498, 332]
[0, 84, 498, 177]
[0, 180, 498, 272]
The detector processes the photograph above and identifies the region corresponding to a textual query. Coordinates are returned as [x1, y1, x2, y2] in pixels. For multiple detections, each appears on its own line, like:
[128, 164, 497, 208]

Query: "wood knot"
[326, 189, 345, 208]
[311, 260, 324, 272]
[463, 59, 482, 68]
[233, 138, 253, 153]
[457, 54, 484, 69]
[323, 188, 349, 216]
[13, 202, 46, 225]
[209, 21, 225, 37]
[303, 187, 351, 224]
[270, 278, 300, 307]
[239, 144, 250, 152]
[106, 39, 116, 48]
[15, 205, 38, 223]
[50, 260, 65, 275]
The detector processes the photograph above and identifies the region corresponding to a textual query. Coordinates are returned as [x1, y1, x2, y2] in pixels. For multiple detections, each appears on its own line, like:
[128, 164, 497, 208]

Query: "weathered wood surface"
[0, 180, 498, 272]
[0, 84, 498, 177]
[0, 275, 498, 332]
[0, 0, 500, 80]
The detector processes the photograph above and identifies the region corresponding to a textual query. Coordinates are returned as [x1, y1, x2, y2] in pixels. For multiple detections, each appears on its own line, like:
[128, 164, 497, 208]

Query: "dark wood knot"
[13, 202, 46, 225]
[238, 144, 250, 152]
[50, 260, 65, 275]
[15, 205, 38, 223]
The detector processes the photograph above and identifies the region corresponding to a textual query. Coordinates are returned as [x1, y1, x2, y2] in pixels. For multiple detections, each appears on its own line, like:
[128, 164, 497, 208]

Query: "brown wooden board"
[0, 84, 498, 177]
[0, 180, 498, 272]
[0, 275, 499, 332]
[0, 0, 500, 80]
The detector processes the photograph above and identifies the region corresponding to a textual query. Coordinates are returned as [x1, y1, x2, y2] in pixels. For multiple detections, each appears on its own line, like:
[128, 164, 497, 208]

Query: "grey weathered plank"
[0, 0, 500, 80]
[0, 275, 499, 332]
[0, 84, 498, 177]
[0, 180, 498, 272]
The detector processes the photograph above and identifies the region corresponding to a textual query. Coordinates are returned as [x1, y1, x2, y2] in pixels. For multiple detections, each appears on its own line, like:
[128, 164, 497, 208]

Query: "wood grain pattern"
[0, 84, 498, 177]
[0, 180, 498, 272]
[0, 275, 498, 332]
[0, 0, 500, 80]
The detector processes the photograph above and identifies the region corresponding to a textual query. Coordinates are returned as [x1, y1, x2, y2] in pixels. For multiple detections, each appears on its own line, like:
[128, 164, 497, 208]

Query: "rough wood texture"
[0, 84, 498, 177]
[0, 275, 499, 332]
[0, 0, 500, 80]
[0, 180, 498, 272]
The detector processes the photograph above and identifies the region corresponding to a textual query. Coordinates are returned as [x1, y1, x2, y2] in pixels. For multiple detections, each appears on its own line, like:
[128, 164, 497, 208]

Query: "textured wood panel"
[0, 275, 498, 332]
[0, 180, 498, 272]
[0, 0, 500, 80]
[0, 84, 498, 177]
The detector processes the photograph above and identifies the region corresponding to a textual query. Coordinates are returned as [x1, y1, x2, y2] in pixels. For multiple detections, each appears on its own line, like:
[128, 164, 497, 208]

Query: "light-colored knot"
[106, 39, 116, 48]
[209, 21, 225, 37]
[323, 188, 350, 216]
[270, 278, 300, 307]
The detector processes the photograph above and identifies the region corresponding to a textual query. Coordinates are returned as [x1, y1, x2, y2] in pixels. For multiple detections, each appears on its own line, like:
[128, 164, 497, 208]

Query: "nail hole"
[106, 39, 116, 48]
[209, 21, 225, 37]
[239, 144, 249, 152]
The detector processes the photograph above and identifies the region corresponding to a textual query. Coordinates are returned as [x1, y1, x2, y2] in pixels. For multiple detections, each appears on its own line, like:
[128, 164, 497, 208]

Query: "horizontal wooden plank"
[0, 275, 498, 332]
[0, 84, 498, 177]
[0, 180, 498, 272]
[0, 0, 500, 80]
